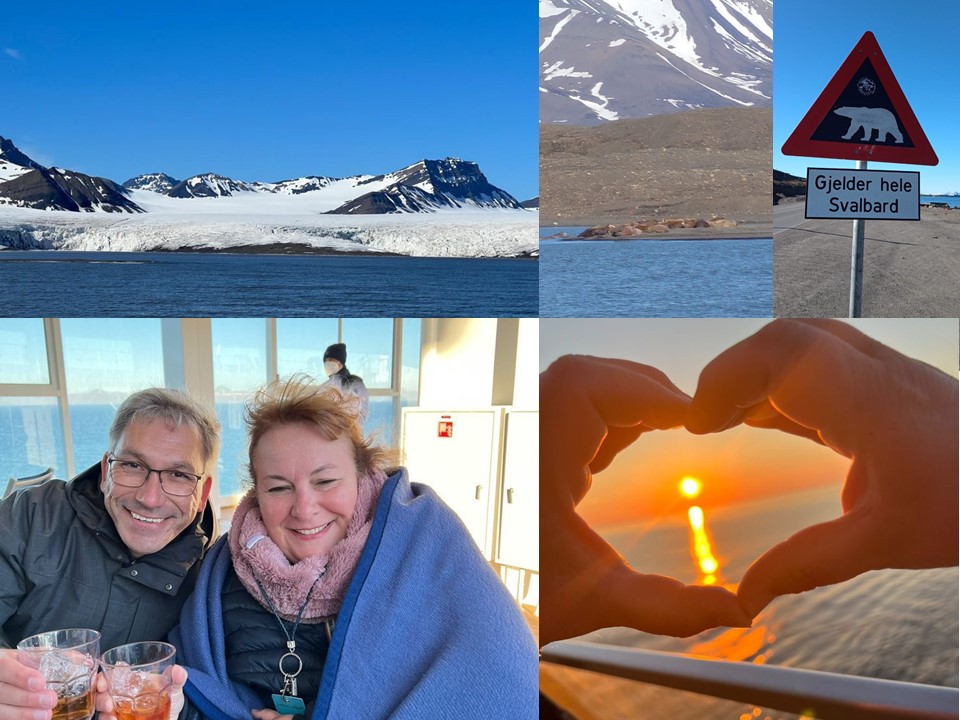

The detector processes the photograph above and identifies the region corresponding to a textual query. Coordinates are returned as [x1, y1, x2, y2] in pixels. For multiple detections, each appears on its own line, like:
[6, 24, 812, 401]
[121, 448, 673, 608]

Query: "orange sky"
[540, 319, 957, 529]
[574, 423, 849, 527]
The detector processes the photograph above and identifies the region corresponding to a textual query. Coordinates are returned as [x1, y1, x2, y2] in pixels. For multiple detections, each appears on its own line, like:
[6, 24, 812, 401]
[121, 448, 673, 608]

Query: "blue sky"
[775, 1, 959, 194]
[1, 4, 537, 200]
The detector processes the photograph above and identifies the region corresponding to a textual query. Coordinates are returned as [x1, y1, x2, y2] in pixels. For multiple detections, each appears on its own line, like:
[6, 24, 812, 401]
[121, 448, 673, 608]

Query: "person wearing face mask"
[321, 343, 369, 425]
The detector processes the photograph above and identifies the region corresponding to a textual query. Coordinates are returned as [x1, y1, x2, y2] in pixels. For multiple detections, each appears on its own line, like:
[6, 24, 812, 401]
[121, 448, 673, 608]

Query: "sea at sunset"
[542, 484, 959, 719]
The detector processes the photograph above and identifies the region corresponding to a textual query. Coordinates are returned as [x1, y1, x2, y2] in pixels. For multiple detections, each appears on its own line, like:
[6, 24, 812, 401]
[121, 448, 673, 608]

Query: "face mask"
[324, 361, 341, 377]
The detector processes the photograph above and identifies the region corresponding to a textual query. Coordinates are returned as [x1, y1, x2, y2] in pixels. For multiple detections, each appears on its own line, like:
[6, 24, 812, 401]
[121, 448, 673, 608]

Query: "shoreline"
[541, 219, 772, 241]
[0, 243, 539, 260]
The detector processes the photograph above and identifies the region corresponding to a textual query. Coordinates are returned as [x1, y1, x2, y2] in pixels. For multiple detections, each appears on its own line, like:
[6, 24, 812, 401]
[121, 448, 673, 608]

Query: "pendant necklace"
[254, 571, 326, 717]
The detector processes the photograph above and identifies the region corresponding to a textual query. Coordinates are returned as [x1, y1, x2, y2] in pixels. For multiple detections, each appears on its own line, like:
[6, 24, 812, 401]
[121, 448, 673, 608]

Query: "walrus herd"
[577, 217, 737, 239]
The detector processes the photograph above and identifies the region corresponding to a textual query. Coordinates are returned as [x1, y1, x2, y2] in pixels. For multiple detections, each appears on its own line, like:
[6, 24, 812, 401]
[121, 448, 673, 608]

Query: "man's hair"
[108, 388, 221, 468]
[245, 375, 392, 487]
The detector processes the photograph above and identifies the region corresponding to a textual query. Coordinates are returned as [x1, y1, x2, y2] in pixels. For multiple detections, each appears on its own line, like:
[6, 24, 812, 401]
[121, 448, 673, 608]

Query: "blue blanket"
[171, 469, 538, 719]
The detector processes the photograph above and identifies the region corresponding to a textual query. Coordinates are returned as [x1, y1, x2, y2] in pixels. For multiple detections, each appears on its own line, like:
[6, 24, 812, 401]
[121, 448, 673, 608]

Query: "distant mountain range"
[540, 0, 772, 124]
[0, 137, 524, 215]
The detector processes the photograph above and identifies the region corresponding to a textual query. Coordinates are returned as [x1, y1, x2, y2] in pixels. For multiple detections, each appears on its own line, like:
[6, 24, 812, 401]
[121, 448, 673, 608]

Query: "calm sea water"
[3, 402, 396, 499]
[539, 228, 772, 317]
[544, 484, 959, 719]
[0, 251, 538, 317]
[921, 195, 960, 208]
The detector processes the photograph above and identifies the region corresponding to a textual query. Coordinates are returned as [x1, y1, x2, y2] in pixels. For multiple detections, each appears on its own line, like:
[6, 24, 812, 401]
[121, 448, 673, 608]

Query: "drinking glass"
[16, 628, 100, 720]
[100, 641, 177, 720]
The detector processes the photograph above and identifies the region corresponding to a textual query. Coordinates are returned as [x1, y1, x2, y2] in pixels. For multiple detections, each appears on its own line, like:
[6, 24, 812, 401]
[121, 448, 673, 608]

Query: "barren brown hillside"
[540, 107, 772, 233]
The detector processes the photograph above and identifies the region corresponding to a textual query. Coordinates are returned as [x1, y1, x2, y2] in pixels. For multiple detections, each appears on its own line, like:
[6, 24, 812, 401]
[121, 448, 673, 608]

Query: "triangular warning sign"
[782, 31, 938, 165]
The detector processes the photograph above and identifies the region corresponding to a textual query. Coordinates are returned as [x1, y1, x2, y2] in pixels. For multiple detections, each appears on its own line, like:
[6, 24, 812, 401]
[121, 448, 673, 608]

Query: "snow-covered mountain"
[0, 140, 534, 256]
[123, 172, 180, 194]
[166, 173, 260, 199]
[329, 159, 521, 214]
[0, 167, 143, 213]
[0, 136, 44, 182]
[118, 158, 521, 213]
[540, 0, 772, 124]
[262, 176, 338, 195]
[1, 138, 143, 212]
[0, 136, 525, 217]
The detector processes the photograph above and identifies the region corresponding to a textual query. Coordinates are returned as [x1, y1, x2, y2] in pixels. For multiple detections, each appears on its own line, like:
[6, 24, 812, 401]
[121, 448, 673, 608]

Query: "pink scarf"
[228, 469, 386, 621]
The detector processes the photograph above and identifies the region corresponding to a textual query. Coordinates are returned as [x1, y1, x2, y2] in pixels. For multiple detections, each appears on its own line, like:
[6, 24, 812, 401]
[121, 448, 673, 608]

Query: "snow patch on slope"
[540, 6, 580, 52]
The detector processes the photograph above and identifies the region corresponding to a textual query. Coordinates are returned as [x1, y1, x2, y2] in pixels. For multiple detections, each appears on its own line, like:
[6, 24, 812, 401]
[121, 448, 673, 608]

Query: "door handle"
[475, 484, 482, 500]
[507, 488, 515, 504]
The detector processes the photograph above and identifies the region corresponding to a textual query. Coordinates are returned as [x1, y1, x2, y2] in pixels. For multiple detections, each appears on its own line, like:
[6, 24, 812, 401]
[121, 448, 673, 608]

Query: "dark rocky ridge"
[167, 173, 256, 198]
[0, 136, 45, 173]
[328, 159, 522, 214]
[0, 168, 144, 213]
[774, 169, 807, 205]
[123, 172, 180, 194]
[328, 185, 447, 214]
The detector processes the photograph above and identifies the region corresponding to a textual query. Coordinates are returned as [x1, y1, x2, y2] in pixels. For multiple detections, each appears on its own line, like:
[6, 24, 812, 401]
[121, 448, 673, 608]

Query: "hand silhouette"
[686, 319, 959, 618]
[540, 355, 750, 647]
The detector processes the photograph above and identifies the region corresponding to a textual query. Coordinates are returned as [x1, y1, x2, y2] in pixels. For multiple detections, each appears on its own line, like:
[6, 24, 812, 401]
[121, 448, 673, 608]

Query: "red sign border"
[782, 31, 938, 166]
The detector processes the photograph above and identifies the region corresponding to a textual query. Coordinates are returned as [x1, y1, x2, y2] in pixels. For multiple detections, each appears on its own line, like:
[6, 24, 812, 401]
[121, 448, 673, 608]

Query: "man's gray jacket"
[0, 463, 217, 649]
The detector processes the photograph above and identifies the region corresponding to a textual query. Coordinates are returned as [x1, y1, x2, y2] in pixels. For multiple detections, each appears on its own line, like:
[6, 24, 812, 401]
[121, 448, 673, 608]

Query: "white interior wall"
[512, 319, 538, 410]
[419, 318, 538, 410]
[419, 319, 500, 408]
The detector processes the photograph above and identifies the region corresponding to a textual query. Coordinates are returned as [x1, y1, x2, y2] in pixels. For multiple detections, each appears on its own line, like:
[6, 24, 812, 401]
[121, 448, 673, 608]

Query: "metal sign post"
[849, 160, 866, 317]
[782, 31, 938, 318]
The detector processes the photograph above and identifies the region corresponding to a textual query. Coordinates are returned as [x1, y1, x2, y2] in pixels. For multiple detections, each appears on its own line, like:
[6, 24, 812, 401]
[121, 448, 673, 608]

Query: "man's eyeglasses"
[107, 456, 203, 497]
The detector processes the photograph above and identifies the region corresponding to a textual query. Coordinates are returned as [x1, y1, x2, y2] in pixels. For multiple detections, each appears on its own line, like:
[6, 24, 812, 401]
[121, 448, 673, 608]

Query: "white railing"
[541, 640, 959, 720]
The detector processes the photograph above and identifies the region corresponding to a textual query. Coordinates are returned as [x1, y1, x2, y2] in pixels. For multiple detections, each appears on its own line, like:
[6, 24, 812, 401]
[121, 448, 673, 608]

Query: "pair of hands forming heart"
[539, 319, 958, 648]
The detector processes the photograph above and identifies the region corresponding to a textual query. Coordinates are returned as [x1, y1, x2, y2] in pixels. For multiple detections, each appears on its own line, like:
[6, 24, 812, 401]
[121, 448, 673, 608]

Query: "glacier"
[0, 201, 538, 258]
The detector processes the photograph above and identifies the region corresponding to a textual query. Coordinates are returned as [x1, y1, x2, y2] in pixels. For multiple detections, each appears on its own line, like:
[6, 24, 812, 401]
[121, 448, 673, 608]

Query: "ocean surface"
[539, 228, 772, 317]
[543, 484, 959, 719]
[921, 195, 960, 208]
[3, 402, 396, 499]
[0, 250, 538, 317]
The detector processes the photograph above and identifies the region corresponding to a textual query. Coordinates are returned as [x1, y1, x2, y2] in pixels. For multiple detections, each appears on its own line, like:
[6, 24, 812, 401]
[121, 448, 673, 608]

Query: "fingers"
[542, 355, 690, 507]
[605, 571, 751, 638]
[251, 710, 288, 720]
[737, 510, 877, 619]
[540, 507, 749, 646]
[687, 319, 895, 455]
[589, 424, 648, 474]
[0, 651, 57, 720]
[94, 671, 115, 720]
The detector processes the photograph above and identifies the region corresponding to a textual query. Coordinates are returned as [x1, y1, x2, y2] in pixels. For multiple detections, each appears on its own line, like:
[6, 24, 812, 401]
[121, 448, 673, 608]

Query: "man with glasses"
[0, 388, 220, 718]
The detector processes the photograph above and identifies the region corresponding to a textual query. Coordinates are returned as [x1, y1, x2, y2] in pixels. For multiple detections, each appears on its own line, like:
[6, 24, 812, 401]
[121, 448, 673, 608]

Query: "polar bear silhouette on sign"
[834, 106, 904, 143]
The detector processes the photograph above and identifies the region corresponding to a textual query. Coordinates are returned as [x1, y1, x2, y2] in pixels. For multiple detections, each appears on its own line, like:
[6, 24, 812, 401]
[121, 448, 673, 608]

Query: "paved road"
[774, 203, 960, 317]
[774, 202, 807, 231]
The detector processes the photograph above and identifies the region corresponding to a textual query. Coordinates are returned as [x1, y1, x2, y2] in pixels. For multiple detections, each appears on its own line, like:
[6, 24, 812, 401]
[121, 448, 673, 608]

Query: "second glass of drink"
[100, 641, 177, 720]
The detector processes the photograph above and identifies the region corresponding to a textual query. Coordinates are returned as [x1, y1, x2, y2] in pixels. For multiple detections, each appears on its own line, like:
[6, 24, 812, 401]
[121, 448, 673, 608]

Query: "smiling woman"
[170, 375, 537, 720]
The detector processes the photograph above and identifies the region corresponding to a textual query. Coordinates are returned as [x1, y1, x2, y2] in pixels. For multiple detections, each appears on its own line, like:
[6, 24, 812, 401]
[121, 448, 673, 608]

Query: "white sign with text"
[805, 167, 920, 221]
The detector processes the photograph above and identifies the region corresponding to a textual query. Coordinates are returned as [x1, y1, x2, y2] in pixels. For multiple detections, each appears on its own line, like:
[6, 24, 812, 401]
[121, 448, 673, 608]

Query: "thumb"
[737, 511, 876, 619]
[170, 664, 187, 719]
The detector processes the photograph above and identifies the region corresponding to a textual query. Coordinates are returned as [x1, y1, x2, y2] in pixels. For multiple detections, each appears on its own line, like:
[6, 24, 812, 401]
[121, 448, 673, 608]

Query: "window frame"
[0, 318, 421, 515]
